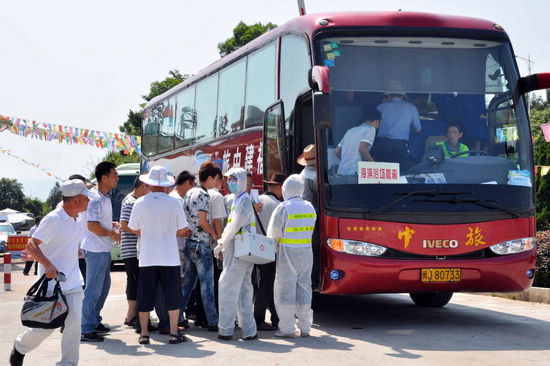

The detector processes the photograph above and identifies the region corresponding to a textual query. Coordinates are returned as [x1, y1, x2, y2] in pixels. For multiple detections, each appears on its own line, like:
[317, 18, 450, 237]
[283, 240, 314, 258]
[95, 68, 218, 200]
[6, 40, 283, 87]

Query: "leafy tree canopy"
[45, 182, 62, 212]
[119, 70, 188, 136]
[24, 197, 46, 217]
[218, 21, 277, 57]
[0, 178, 25, 211]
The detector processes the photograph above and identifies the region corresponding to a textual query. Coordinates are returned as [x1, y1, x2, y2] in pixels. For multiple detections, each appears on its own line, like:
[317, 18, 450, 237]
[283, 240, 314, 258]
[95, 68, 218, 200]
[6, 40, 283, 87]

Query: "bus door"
[263, 101, 287, 180]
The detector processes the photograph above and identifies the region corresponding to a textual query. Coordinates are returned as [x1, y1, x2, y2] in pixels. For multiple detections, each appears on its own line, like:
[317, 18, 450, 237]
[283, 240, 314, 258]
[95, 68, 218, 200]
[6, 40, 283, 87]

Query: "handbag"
[21, 273, 69, 329]
[233, 203, 275, 264]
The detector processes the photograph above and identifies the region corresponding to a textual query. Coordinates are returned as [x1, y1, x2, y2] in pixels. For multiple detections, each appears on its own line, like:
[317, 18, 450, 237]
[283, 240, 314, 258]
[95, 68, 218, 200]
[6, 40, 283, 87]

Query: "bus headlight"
[489, 237, 535, 255]
[327, 238, 387, 257]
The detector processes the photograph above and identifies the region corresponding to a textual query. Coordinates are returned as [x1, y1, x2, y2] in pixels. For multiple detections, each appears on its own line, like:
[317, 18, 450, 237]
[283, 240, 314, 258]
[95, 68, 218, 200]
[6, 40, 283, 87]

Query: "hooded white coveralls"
[267, 174, 317, 336]
[215, 168, 257, 338]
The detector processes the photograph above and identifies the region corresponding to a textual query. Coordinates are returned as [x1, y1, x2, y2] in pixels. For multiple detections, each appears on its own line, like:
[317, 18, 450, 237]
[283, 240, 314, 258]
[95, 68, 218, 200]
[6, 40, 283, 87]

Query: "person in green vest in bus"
[436, 121, 469, 158]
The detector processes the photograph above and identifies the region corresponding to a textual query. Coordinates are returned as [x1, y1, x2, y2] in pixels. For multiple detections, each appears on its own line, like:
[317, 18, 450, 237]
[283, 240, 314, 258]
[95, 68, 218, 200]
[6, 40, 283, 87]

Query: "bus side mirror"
[513, 73, 550, 105]
[313, 92, 333, 129]
[308, 66, 330, 93]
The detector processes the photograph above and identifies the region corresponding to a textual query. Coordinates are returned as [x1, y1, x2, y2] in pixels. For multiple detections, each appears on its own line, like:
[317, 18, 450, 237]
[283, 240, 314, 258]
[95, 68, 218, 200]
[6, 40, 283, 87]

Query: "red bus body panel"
[319, 217, 536, 294]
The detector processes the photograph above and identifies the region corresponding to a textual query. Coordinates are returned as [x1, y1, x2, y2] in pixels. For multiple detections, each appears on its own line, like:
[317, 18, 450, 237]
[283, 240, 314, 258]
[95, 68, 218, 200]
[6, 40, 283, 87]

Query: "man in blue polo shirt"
[372, 80, 422, 170]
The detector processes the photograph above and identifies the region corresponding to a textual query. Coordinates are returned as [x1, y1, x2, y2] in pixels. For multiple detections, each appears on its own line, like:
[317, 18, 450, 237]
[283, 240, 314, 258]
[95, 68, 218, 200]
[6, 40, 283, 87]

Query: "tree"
[103, 150, 140, 167]
[530, 93, 550, 229]
[24, 197, 45, 217]
[119, 70, 188, 136]
[217, 21, 277, 57]
[45, 182, 62, 211]
[0, 178, 25, 211]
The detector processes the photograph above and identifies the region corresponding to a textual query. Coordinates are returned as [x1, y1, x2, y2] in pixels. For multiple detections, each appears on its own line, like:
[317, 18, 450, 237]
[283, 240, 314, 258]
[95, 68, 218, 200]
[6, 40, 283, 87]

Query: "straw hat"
[385, 80, 405, 96]
[263, 173, 286, 185]
[297, 144, 316, 167]
[139, 166, 175, 187]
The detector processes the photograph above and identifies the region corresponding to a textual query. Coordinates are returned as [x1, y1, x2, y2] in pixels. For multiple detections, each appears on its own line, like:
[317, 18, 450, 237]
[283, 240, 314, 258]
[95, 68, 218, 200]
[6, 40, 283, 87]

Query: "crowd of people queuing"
[10, 146, 318, 366]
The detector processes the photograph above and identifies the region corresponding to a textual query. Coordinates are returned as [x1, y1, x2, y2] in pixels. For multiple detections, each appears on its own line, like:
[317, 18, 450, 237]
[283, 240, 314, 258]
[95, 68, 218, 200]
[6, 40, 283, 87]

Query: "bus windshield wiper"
[414, 197, 521, 218]
[365, 190, 472, 218]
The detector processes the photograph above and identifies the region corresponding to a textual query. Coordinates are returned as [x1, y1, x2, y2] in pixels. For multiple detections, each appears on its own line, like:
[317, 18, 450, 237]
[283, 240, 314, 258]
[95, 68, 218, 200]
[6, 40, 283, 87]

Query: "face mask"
[228, 182, 238, 193]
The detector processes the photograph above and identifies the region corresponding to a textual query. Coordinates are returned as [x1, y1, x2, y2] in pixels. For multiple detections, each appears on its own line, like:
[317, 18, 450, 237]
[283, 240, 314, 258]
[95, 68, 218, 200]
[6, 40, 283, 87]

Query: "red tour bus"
[141, 12, 550, 307]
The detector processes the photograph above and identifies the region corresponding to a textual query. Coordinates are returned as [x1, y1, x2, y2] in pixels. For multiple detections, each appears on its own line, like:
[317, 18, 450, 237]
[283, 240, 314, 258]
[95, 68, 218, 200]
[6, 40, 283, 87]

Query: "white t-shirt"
[128, 192, 188, 267]
[81, 187, 113, 253]
[33, 206, 86, 291]
[337, 123, 376, 175]
[208, 188, 227, 221]
[169, 190, 187, 250]
[256, 193, 281, 235]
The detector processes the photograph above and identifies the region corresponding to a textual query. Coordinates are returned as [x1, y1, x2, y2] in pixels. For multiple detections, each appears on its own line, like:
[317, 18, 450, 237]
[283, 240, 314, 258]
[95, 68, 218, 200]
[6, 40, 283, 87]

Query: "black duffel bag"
[21, 273, 69, 329]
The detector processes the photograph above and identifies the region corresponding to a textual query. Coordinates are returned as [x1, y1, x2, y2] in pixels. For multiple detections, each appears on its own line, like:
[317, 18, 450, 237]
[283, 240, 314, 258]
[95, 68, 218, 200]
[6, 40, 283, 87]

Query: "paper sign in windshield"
[358, 162, 400, 184]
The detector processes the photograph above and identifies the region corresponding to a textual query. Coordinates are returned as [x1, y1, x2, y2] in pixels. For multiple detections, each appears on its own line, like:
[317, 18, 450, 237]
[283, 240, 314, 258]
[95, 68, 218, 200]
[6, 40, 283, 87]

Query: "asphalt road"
[1, 261, 550, 366]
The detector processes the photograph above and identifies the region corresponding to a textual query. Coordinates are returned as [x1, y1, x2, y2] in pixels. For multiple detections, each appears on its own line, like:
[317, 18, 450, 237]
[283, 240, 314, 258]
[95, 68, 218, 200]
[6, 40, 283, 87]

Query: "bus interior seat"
[409, 119, 448, 162]
[422, 135, 447, 160]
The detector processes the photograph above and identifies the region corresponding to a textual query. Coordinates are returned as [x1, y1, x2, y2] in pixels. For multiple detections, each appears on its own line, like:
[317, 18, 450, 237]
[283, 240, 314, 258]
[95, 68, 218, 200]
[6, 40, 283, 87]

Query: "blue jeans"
[81, 251, 111, 333]
[181, 240, 218, 326]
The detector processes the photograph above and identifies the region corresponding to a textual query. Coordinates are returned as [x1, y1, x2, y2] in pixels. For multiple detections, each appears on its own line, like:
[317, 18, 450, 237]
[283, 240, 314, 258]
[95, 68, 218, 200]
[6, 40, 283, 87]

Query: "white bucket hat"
[139, 165, 174, 187]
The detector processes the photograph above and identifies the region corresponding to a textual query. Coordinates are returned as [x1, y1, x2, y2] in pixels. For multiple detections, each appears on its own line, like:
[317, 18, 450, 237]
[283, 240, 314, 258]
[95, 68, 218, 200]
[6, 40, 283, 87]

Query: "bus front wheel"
[409, 292, 453, 307]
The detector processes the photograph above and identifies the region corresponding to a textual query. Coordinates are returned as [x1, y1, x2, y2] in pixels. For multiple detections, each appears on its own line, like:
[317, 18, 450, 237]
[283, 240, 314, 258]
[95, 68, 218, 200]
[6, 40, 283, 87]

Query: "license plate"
[421, 268, 461, 282]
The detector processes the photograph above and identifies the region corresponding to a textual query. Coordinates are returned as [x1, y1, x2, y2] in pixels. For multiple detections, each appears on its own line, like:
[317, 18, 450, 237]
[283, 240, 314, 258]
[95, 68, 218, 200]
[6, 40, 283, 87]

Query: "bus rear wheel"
[409, 292, 453, 307]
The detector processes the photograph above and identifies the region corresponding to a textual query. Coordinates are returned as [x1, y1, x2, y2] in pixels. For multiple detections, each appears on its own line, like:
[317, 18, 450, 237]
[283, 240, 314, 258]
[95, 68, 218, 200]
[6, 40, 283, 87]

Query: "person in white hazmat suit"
[267, 174, 317, 337]
[214, 167, 257, 340]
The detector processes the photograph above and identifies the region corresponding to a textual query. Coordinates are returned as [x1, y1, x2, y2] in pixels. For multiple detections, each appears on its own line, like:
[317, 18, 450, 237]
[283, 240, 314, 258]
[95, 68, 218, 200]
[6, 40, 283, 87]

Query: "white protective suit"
[215, 168, 257, 338]
[267, 174, 317, 336]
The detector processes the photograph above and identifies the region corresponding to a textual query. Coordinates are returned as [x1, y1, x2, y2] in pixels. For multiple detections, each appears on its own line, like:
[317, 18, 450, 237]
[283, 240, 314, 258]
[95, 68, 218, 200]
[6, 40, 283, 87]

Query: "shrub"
[534, 230, 550, 288]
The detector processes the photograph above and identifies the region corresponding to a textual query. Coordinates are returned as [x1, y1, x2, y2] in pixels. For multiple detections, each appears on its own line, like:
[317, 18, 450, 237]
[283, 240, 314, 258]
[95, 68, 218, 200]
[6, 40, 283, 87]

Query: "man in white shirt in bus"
[10, 180, 90, 366]
[335, 108, 381, 175]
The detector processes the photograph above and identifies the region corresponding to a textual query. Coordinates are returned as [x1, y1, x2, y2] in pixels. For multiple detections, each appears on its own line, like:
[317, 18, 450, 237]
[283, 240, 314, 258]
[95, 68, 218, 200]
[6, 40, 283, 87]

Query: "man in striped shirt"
[120, 177, 151, 328]
[372, 80, 422, 170]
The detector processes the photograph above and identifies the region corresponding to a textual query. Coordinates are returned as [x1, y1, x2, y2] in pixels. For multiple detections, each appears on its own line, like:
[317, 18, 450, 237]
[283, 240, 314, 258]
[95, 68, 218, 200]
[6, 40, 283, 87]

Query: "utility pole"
[516, 54, 535, 114]
[297, 0, 306, 16]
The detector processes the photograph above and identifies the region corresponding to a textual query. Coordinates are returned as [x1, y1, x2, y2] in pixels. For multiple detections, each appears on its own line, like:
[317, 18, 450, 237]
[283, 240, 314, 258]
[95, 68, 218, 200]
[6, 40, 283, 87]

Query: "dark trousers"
[79, 257, 87, 287]
[371, 138, 412, 171]
[254, 261, 279, 326]
[23, 261, 37, 275]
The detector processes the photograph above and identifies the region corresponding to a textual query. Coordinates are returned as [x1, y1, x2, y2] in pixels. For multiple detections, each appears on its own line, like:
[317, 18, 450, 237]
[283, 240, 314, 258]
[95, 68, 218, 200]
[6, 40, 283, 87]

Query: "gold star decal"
[347, 226, 351, 231]
[371, 227, 376, 231]
[353, 226, 358, 231]
[365, 226, 370, 231]
[378, 227, 382, 231]
[359, 226, 364, 231]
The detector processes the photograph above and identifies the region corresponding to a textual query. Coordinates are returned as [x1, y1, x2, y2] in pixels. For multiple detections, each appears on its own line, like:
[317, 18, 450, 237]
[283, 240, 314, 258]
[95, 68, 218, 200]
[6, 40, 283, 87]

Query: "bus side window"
[195, 73, 218, 142]
[218, 58, 246, 136]
[175, 86, 196, 148]
[142, 105, 162, 157]
[245, 43, 276, 128]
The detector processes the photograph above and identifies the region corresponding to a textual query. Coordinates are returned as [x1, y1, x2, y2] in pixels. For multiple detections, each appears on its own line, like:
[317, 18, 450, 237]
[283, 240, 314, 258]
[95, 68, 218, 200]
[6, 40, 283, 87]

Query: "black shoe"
[208, 325, 218, 332]
[9, 345, 24, 366]
[178, 319, 189, 328]
[81, 332, 104, 342]
[124, 317, 136, 327]
[243, 333, 257, 340]
[217, 334, 232, 340]
[22, 272, 29, 276]
[257, 322, 277, 331]
[95, 323, 111, 334]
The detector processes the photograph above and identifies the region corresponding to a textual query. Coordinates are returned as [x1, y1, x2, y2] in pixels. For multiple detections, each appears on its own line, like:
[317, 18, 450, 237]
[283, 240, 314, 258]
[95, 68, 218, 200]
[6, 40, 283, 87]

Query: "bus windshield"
[316, 35, 534, 216]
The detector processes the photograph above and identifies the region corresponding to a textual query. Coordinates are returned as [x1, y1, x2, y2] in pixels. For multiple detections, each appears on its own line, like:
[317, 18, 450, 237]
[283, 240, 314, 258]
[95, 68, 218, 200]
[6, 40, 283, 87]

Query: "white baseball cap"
[61, 180, 91, 198]
[139, 165, 175, 187]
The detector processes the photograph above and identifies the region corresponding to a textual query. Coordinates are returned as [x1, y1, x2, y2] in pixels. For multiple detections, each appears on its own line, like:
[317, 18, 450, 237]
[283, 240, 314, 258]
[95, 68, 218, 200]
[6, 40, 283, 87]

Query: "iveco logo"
[423, 239, 458, 249]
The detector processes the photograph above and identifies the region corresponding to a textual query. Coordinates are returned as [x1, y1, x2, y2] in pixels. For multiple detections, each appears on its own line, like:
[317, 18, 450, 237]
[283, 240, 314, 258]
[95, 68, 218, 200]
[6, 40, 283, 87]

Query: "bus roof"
[146, 11, 504, 108]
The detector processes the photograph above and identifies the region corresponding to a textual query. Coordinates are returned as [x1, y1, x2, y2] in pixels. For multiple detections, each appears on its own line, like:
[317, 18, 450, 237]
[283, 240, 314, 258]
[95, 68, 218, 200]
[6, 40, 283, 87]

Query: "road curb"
[476, 287, 550, 304]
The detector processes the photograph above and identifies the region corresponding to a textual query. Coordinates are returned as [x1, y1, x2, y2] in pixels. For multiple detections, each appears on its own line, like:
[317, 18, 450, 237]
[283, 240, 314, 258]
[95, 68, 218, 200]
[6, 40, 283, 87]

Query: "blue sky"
[1, 0, 549, 200]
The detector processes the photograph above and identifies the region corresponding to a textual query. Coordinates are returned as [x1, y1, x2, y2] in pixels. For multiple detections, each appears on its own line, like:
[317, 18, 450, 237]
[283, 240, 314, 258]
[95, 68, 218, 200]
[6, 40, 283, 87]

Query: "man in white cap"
[297, 144, 318, 209]
[10, 180, 91, 366]
[128, 166, 190, 345]
[267, 174, 317, 338]
[372, 80, 421, 169]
